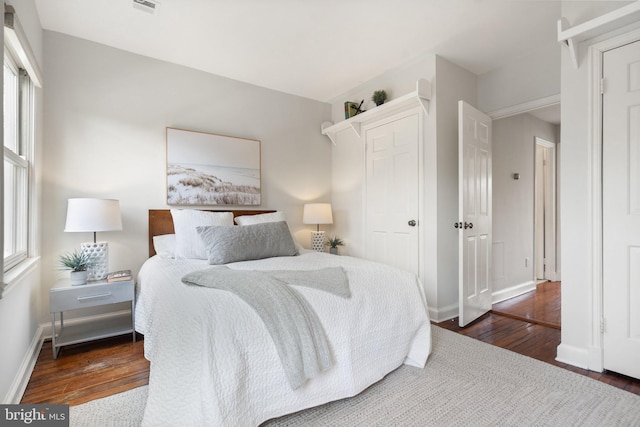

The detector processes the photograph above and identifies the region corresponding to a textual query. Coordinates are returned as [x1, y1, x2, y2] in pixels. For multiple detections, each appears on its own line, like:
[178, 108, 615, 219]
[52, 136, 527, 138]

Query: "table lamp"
[303, 203, 333, 252]
[64, 198, 123, 281]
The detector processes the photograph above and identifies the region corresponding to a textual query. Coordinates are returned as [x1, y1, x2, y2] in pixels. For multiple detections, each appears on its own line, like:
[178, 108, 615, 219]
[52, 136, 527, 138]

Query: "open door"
[458, 101, 492, 327]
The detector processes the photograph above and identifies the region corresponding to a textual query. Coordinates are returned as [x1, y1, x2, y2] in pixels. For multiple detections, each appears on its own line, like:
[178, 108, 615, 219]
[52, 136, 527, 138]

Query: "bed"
[136, 209, 432, 426]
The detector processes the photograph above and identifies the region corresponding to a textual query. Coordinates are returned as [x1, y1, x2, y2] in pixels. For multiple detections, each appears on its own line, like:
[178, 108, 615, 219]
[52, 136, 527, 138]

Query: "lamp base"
[81, 242, 109, 281]
[310, 231, 325, 252]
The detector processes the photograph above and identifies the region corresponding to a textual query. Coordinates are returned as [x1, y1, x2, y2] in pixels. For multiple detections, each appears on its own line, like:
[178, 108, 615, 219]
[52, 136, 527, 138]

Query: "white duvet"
[136, 251, 431, 426]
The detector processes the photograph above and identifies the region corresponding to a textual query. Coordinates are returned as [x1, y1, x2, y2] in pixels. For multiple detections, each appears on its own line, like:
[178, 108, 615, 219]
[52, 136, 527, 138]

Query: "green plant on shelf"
[372, 90, 388, 106]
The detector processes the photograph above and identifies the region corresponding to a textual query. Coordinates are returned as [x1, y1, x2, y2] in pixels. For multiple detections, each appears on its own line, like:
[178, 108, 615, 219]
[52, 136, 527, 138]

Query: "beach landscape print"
[166, 128, 261, 205]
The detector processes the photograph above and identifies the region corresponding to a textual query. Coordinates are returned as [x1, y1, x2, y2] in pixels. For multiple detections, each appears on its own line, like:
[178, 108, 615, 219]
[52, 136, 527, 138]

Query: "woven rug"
[70, 326, 640, 426]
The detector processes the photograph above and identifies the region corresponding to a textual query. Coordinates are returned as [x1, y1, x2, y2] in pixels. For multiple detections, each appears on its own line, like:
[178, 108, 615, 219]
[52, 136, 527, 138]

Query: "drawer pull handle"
[77, 292, 112, 301]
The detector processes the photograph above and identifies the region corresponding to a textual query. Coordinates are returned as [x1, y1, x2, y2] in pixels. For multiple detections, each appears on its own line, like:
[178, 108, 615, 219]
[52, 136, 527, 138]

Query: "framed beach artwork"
[166, 127, 261, 205]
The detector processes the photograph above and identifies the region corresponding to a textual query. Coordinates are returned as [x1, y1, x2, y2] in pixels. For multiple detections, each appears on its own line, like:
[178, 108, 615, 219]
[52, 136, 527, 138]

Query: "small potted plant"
[59, 250, 93, 286]
[372, 90, 388, 106]
[325, 236, 345, 255]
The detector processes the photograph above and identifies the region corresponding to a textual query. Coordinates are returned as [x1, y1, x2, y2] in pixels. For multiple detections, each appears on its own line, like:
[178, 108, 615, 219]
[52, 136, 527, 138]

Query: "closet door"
[602, 39, 640, 380]
[364, 113, 420, 276]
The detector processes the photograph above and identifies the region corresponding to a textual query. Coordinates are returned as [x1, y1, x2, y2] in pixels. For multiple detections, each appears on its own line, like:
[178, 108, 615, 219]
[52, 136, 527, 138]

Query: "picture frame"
[166, 127, 261, 206]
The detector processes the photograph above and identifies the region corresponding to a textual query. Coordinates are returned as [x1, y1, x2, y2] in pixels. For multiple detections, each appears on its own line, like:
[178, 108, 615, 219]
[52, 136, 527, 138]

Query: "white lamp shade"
[64, 198, 123, 232]
[302, 203, 333, 225]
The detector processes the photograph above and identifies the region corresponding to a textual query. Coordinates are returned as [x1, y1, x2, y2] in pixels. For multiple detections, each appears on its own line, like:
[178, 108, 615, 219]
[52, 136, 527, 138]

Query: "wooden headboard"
[149, 209, 275, 257]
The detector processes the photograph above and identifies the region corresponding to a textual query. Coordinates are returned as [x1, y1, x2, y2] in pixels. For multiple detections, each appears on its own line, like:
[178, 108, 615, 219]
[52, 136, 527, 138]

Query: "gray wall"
[477, 41, 561, 114]
[492, 113, 558, 299]
[328, 55, 477, 321]
[433, 56, 478, 319]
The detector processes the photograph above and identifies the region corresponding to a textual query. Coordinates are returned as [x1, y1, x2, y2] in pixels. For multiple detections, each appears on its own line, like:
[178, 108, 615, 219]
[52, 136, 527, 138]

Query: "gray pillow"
[197, 221, 298, 265]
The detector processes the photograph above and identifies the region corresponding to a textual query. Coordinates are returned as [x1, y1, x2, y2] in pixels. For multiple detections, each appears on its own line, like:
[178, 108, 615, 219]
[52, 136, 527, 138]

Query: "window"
[3, 52, 33, 272]
[2, 6, 42, 280]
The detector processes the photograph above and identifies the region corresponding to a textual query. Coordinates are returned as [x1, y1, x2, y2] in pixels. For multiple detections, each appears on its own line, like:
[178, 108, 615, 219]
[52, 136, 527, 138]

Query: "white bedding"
[136, 251, 431, 426]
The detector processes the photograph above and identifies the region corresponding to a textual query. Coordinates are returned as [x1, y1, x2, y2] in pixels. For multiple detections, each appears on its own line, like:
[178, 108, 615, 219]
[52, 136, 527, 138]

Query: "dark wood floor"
[21, 333, 149, 405]
[21, 282, 640, 405]
[491, 281, 561, 329]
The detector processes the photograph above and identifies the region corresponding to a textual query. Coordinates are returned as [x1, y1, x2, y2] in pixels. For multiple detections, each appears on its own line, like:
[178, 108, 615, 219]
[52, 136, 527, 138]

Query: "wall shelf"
[321, 78, 432, 145]
[557, 2, 640, 68]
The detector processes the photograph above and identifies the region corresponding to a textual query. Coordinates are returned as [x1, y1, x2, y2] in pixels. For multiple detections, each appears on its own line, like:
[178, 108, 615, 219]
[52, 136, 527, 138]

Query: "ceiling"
[35, 0, 568, 103]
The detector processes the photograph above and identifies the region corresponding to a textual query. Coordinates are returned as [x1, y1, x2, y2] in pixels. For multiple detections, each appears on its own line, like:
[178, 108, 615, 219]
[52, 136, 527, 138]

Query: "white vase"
[70, 270, 88, 286]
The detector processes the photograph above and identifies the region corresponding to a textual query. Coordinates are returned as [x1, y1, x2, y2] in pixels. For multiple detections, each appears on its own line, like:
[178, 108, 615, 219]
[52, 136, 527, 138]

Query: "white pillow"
[234, 211, 286, 225]
[170, 209, 234, 259]
[153, 234, 176, 259]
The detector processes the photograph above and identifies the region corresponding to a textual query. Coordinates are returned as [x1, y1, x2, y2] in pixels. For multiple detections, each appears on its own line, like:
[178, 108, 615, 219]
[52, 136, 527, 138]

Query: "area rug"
[70, 326, 640, 426]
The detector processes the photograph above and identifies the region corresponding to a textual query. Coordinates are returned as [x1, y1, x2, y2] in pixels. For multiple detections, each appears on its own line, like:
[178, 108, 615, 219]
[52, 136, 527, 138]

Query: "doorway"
[488, 102, 561, 328]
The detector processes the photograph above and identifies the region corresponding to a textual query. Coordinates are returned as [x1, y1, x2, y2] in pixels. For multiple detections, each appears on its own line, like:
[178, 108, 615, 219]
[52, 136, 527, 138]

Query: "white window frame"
[3, 53, 31, 272]
[2, 5, 41, 297]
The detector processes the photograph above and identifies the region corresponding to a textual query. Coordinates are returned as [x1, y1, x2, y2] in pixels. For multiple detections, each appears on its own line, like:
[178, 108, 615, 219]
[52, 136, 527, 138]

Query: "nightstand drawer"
[50, 280, 134, 312]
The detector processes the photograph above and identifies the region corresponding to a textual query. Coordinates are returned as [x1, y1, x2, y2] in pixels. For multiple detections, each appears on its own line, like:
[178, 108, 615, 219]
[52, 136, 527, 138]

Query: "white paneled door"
[458, 101, 492, 327]
[365, 112, 420, 276]
[535, 138, 557, 281]
[602, 39, 640, 380]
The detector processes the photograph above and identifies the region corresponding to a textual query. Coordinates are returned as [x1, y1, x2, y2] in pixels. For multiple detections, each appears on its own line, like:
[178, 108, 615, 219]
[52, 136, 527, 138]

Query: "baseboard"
[491, 281, 536, 304]
[429, 303, 458, 323]
[588, 346, 604, 372]
[4, 326, 44, 404]
[428, 281, 537, 323]
[556, 343, 590, 370]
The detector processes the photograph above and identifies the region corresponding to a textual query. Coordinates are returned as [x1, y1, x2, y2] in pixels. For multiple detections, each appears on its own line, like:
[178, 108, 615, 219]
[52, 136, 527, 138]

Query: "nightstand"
[49, 278, 136, 359]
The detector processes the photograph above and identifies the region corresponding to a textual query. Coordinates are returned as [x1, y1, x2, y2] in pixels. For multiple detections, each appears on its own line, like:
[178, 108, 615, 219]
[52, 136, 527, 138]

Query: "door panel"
[459, 101, 493, 327]
[603, 39, 640, 380]
[365, 113, 420, 276]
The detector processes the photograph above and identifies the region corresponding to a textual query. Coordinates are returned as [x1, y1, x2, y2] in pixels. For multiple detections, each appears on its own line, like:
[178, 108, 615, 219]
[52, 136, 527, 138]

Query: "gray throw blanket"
[181, 267, 350, 390]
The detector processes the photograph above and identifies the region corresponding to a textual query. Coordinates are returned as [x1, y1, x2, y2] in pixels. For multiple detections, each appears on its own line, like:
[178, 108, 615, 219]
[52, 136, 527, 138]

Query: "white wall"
[1, 0, 44, 404]
[41, 31, 331, 322]
[558, 0, 640, 370]
[492, 113, 558, 301]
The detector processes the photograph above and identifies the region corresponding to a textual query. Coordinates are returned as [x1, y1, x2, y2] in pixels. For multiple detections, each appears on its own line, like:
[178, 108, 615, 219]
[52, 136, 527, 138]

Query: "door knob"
[464, 222, 473, 229]
[408, 220, 417, 227]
